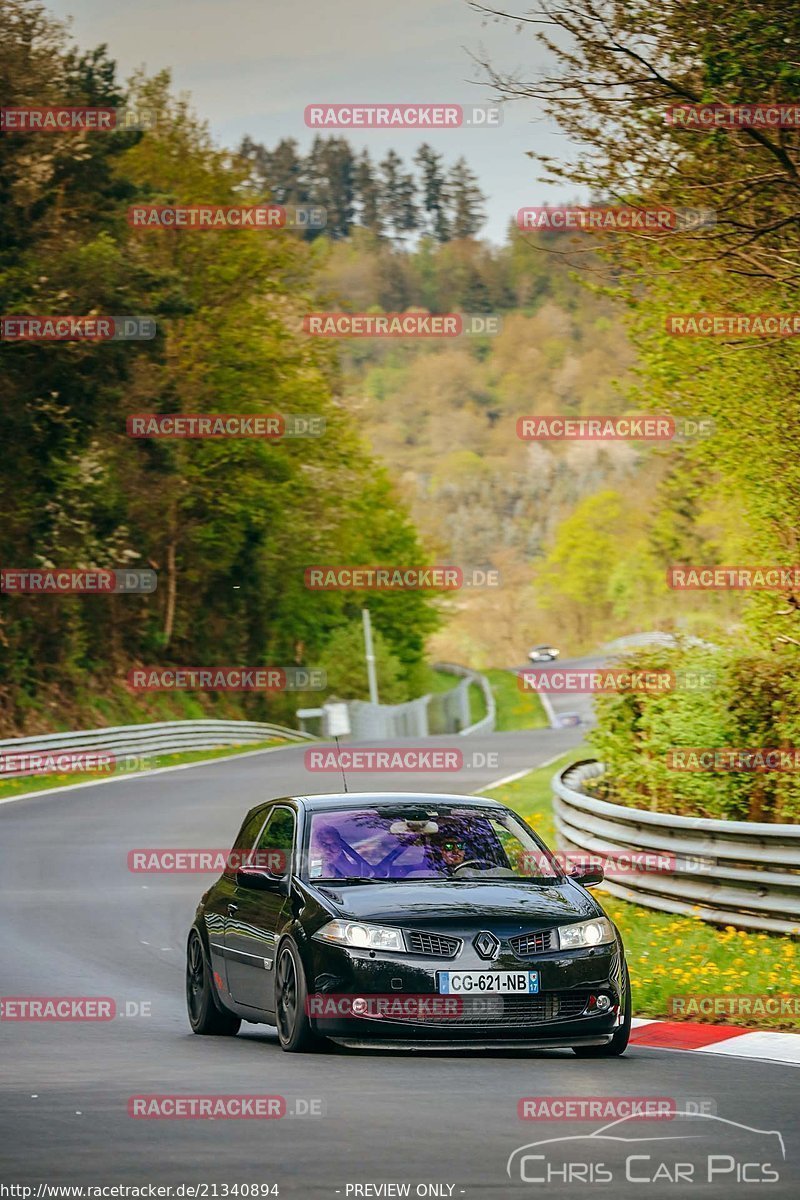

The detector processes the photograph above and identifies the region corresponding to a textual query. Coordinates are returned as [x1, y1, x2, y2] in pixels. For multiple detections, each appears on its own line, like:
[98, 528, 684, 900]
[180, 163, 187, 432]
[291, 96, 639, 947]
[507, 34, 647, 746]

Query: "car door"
[223, 805, 296, 1012]
[205, 807, 268, 995]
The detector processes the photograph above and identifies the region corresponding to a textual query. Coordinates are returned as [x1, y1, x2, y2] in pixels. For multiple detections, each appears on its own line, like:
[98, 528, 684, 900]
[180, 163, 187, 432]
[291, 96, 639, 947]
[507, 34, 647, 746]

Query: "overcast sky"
[48, 0, 578, 243]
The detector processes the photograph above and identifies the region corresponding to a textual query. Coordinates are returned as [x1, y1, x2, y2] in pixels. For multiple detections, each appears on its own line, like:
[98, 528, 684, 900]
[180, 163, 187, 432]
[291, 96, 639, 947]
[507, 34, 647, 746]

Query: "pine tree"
[353, 149, 382, 236]
[414, 143, 450, 242]
[395, 170, 418, 240]
[307, 136, 355, 239]
[447, 157, 486, 239]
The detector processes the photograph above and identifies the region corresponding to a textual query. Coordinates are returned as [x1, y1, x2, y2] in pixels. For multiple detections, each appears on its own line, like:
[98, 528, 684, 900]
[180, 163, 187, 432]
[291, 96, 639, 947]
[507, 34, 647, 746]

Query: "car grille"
[508, 929, 556, 956]
[377, 992, 591, 1027]
[405, 930, 461, 958]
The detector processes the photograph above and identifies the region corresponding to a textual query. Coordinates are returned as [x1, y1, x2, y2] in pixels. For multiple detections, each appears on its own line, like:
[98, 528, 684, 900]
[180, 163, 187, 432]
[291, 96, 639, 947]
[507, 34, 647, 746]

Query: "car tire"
[186, 929, 241, 1036]
[572, 963, 631, 1058]
[275, 939, 323, 1053]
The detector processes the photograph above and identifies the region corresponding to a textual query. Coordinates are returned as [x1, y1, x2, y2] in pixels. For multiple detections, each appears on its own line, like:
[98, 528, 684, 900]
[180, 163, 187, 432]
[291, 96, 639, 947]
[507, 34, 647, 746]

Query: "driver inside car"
[374, 830, 469, 878]
[437, 836, 467, 870]
[420, 832, 472, 875]
[424, 823, 509, 876]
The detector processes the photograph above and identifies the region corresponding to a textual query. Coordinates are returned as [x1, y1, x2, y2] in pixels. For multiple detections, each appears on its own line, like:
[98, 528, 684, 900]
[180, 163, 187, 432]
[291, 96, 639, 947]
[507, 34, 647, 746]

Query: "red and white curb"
[630, 1017, 800, 1064]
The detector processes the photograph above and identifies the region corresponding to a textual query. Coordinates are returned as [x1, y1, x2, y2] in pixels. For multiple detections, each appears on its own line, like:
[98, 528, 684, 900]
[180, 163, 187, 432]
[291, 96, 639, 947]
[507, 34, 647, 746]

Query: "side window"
[253, 807, 296, 875]
[224, 809, 269, 877]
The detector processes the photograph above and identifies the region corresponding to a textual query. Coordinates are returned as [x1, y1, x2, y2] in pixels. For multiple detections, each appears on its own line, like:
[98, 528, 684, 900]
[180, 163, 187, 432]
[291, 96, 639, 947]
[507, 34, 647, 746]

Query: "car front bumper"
[304, 939, 624, 1045]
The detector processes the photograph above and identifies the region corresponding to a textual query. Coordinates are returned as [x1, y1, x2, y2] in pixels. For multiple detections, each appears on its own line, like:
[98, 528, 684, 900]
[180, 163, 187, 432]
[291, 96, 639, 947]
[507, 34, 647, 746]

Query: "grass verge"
[0, 738, 292, 802]
[485, 669, 548, 731]
[427, 666, 547, 730]
[483, 752, 800, 1030]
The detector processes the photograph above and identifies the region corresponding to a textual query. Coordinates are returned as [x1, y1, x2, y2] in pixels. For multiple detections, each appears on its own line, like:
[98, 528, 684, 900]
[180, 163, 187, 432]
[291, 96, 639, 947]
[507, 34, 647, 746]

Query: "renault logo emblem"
[473, 931, 500, 960]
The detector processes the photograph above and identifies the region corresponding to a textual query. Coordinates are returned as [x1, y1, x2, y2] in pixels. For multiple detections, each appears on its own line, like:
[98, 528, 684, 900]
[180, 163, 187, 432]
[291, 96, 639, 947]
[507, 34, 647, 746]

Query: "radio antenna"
[333, 734, 348, 793]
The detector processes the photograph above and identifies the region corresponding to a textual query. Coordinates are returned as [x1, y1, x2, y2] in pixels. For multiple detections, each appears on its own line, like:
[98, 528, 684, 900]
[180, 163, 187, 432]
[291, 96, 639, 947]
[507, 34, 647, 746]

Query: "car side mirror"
[236, 866, 287, 893]
[569, 866, 604, 888]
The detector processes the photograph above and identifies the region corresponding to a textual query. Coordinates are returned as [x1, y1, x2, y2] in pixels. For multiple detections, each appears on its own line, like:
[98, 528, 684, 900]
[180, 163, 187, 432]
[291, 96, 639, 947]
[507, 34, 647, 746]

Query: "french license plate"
[437, 970, 539, 995]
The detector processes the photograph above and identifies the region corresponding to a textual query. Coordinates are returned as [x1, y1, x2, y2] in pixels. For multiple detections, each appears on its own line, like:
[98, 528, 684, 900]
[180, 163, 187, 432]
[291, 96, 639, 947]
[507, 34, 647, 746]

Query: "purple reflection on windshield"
[306, 808, 519, 881]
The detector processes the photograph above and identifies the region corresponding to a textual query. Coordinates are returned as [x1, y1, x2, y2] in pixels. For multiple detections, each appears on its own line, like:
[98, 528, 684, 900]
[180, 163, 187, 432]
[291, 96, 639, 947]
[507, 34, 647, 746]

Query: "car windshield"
[303, 804, 561, 883]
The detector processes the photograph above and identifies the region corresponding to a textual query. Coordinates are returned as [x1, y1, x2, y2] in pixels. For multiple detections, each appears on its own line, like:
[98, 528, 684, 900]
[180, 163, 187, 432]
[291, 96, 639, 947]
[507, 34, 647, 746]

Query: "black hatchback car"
[186, 792, 631, 1055]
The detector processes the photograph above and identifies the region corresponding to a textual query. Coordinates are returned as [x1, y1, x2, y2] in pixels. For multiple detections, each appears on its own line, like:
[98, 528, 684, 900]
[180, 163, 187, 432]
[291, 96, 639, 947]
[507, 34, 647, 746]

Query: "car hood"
[309, 878, 600, 931]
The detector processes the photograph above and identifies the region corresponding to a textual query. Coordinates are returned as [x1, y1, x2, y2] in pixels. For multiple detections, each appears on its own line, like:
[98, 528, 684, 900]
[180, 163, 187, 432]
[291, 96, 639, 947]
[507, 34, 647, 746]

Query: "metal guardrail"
[346, 695, 432, 740]
[432, 663, 496, 736]
[297, 664, 496, 739]
[553, 760, 800, 935]
[0, 719, 312, 777]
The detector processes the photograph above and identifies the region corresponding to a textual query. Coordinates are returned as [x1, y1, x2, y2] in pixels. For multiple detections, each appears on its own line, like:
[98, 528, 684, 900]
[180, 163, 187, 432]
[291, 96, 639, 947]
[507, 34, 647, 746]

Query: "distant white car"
[528, 645, 560, 663]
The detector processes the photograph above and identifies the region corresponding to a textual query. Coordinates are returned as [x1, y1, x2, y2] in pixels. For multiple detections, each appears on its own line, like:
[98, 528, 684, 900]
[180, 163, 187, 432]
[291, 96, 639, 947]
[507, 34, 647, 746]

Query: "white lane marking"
[0, 741, 305, 807]
[631, 1018, 657, 1028]
[693, 1030, 800, 1064]
[476, 752, 567, 794]
[475, 768, 534, 793]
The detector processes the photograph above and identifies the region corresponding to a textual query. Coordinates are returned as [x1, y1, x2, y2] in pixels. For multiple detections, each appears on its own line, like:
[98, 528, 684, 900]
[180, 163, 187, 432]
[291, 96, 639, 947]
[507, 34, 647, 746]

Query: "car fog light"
[596, 995, 611, 1011]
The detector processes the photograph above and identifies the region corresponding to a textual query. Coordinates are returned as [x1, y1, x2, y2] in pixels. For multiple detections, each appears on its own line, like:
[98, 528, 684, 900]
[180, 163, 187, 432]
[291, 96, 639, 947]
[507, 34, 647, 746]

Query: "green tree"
[414, 144, 450, 242]
[317, 623, 407, 703]
[353, 149, 383, 236]
[0, 3, 439, 732]
[447, 157, 486, 239]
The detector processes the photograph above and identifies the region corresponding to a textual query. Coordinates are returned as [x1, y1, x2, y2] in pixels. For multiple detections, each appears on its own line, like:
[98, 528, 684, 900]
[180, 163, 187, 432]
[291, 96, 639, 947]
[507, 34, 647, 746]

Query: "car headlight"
[313, 919, 406, 953]
[557, 917, 615, 950]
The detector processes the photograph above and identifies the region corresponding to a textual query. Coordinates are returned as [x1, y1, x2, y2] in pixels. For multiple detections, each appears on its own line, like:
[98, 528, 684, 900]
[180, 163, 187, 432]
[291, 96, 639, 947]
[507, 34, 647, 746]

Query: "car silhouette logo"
[473, 931, 500, 959]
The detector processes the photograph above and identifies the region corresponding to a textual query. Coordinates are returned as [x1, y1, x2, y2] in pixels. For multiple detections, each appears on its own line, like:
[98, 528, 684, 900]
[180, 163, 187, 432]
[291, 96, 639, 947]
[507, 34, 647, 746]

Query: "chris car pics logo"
[507, 1112, 785, 1186]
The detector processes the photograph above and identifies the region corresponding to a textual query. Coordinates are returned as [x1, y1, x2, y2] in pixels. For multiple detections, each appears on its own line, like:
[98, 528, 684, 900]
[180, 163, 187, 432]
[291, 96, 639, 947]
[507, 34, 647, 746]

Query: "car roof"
[243, 791, 506, 822]
[299, 791, 505, 810]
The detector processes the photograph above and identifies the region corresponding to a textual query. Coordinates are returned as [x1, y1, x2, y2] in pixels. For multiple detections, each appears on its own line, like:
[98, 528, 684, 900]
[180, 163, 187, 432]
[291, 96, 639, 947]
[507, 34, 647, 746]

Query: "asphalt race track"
[1, 728, 798, 1198]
